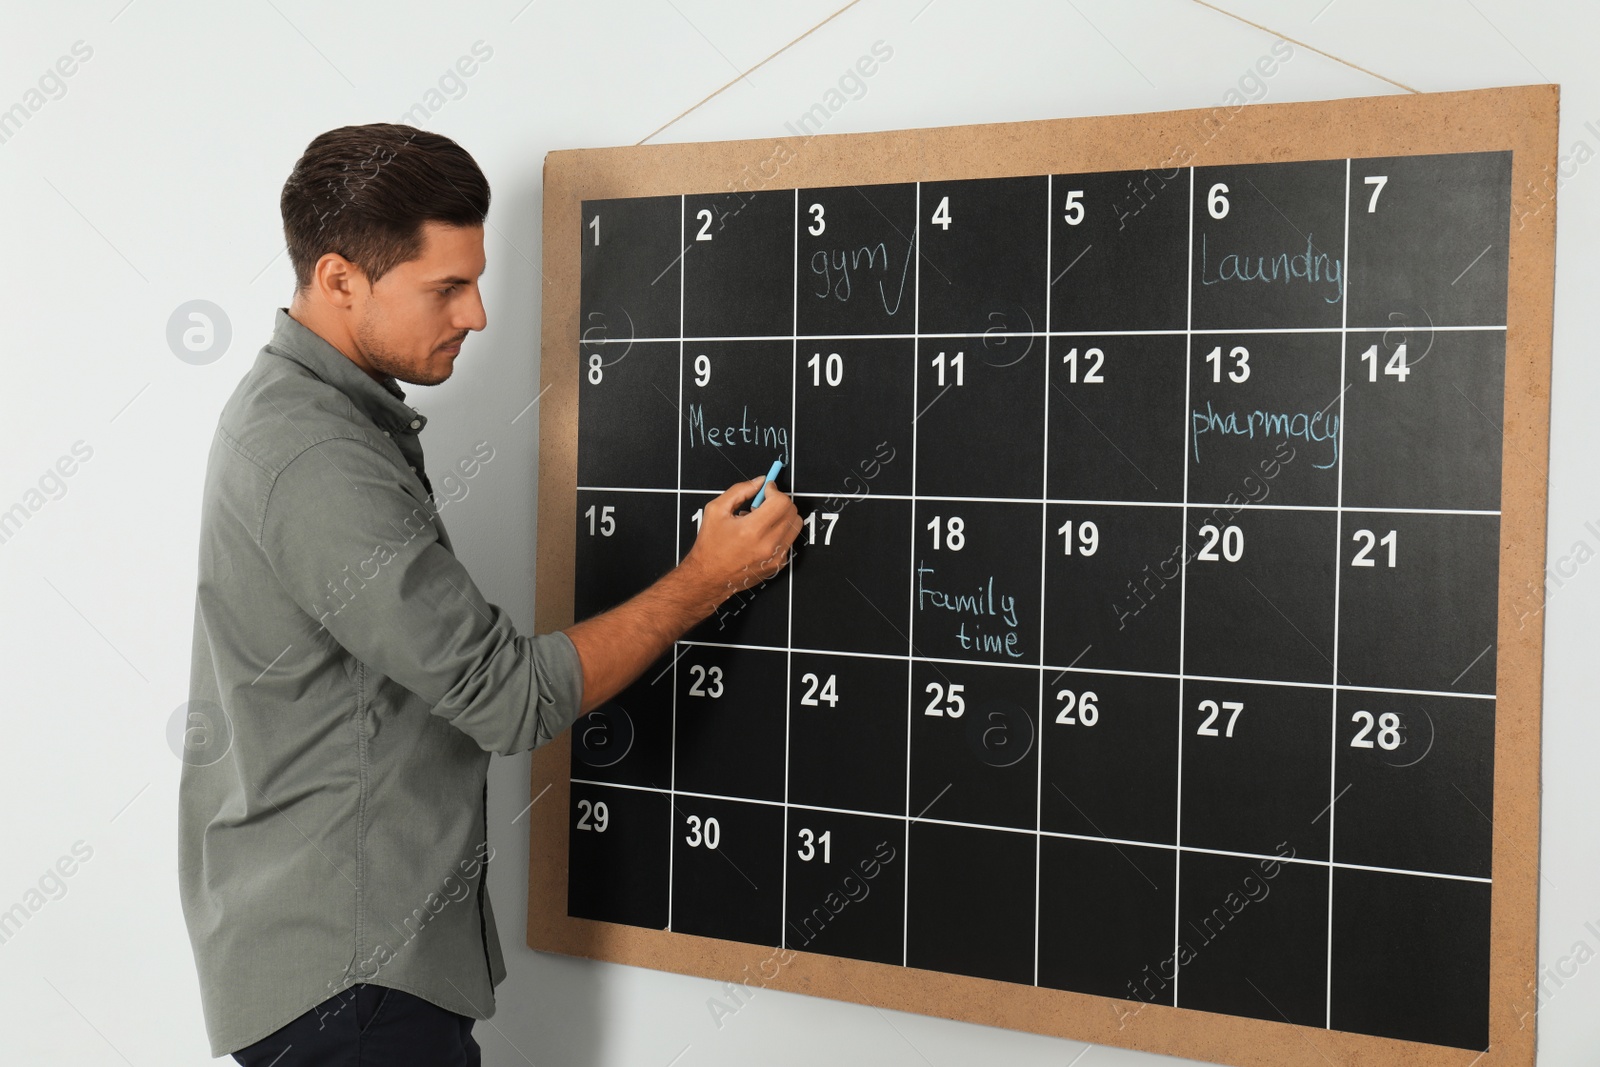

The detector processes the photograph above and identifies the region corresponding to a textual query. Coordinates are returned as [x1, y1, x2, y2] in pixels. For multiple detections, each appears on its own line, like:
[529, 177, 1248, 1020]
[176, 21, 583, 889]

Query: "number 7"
[1364, 175, 1387, 213]
[1222, 700, 1243, 737]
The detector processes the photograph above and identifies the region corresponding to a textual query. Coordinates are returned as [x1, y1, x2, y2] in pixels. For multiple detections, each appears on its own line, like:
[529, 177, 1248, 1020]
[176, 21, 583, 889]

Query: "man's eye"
[438, 285, 458, 295]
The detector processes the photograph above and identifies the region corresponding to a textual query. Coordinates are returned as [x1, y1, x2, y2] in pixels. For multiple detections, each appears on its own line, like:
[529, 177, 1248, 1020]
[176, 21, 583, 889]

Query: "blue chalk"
[750, 459, 785, 509]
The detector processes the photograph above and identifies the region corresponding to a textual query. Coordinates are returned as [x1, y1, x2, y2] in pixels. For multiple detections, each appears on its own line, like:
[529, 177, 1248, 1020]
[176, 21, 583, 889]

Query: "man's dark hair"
[280, 123, 490, 292]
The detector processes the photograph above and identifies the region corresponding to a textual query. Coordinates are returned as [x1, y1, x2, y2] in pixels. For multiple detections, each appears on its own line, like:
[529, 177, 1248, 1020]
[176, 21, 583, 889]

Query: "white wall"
[2, 1, 1595, 1063]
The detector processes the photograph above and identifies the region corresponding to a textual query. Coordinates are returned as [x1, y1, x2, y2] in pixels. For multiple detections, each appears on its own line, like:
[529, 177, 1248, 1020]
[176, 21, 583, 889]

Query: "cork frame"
[528, 85, 1557, 1067]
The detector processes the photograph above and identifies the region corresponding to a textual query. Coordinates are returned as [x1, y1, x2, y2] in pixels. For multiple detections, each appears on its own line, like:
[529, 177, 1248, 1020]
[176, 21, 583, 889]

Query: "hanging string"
[636, 0, 1420, 148]
[637, 0, 866, 145]
[1191, 0, 1420, 94]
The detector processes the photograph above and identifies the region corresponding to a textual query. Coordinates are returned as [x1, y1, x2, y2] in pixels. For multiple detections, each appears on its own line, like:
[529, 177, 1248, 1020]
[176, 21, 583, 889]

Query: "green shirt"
[179, 307, 584, 1056]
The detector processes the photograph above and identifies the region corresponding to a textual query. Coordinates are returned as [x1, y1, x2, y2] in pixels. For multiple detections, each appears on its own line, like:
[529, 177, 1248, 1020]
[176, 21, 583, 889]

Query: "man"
[178, 123, 800, 1065]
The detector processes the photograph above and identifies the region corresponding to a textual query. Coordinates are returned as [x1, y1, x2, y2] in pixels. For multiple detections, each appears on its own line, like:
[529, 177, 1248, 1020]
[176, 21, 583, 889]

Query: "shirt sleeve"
[258, 435, 585, 756]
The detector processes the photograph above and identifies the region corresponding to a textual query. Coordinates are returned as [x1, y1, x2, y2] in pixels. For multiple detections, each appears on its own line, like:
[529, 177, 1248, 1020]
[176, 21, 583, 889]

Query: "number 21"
[1351, 529, 1397, 568]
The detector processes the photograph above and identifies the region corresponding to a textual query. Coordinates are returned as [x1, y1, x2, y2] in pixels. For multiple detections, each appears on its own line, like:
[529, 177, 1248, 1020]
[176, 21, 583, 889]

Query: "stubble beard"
[355, 310, 449, 386]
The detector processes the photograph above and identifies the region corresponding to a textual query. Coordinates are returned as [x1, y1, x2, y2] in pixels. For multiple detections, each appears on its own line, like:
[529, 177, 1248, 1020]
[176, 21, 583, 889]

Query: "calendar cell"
[684, 189, 795, 338]
[792, 337, 914, 497]
[1340, 328, 1505, 511]
[917, 175, 1048, 337]
[1043, 502, 1184, 675]
[786, 652, 908, 816]
[796, 182, 918, 337]
[1050, 168, 1188, 332]
[1039, 671, 1180, 845]
[570, 653, 673, 791]
[671, 797, 785, 945]
[580, 194, 683, 341]
[1328, 867, 1490, 1050]
[1333, 691, 1494, 879]
[1047, 333, 1187, 503]
[905, 821, 1035, 985]
[678, 339, 793, 491]
[1174, 850, 1328, 1027]
[568, 782, 670, 929]
[1181, 508, 1338, 685]
[1191, 159, 1347, 331]
[783, 812, 905, 965]
[908, 660, 1038, 830]
[574, 490, 678, 622]
[1336, 511, 1500, 693]
[1186, 331, 1343, 509]
[578, 340, 680, 490]
[1181, 679, 1332, 862]
[673, 646, 787, 803]
[789, 495, 911, 657]
[913, 335, 1047, 499]
[1037, 837, 1177, 1004]
[679, 491, 792, 649]
[912, 500, 1041, 666]
[1347, 151, 1511, 329]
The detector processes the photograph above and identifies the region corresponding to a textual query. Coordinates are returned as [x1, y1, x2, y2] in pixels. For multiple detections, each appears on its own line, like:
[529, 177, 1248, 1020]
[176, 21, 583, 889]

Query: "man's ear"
[313, 252, 364, 310]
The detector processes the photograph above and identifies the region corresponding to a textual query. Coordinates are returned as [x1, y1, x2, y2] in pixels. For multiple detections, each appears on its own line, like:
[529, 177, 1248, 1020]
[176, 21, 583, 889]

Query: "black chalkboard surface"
[533, 89, 1556, 1067]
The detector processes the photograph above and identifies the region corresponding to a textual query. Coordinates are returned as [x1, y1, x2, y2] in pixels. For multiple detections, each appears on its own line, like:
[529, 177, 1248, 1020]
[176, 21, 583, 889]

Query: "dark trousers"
[231, 983, 480, 1066]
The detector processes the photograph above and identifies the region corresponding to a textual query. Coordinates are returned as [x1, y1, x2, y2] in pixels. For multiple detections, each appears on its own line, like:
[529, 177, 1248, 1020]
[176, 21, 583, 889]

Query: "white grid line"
[1173, 164, 1195, 1006]
[1325, 157, 1353, 1029]
[669, 643, 1496, 699]
[579, 324, 1507, 343]
[577, 486, 1500, 517]
[570, 779, 1491, 885]
[780, 187, 799, 948]
[667, 193, 686, 932]
[903, 181, 922, 968]
[1034, 174, 1053, 987]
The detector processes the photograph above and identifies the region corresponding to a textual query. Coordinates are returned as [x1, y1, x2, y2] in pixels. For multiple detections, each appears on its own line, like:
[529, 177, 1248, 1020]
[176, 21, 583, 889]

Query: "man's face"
[351, 220, 487, 386]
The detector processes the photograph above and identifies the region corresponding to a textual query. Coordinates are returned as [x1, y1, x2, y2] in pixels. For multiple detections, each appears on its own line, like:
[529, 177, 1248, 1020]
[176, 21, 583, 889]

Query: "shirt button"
[382, 430, 391, 437]
[408, 465, 416, 472]
[409, 419, 422, 430]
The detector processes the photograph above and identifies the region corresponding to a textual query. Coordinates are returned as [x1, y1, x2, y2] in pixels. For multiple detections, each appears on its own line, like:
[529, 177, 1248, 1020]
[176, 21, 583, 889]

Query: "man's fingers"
[710, 474, 767, 517]
[749, 486, 798, 531]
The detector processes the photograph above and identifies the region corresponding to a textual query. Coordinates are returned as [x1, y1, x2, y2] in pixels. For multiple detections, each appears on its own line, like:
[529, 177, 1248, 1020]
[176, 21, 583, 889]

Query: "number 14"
[1359, 343, 1410, 382]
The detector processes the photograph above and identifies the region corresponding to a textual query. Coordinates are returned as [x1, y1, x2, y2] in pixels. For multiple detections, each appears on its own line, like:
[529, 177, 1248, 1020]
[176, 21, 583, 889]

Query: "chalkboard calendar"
[531, 87, 1556, 1067]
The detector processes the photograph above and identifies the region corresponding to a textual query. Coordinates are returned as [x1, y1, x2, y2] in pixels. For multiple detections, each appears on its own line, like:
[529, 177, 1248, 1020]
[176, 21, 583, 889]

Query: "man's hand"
[563, 471, 802, 714]
[680, 472, 803, 609]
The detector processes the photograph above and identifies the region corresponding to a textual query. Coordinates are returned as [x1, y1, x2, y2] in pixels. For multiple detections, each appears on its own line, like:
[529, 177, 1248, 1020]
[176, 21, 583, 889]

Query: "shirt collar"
[266, 307, 428, 436]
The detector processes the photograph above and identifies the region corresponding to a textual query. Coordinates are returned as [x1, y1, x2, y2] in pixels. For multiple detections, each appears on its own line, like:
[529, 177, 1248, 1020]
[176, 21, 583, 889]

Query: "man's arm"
[564, 471, 801, 713]
[259, 436, 584, 755]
